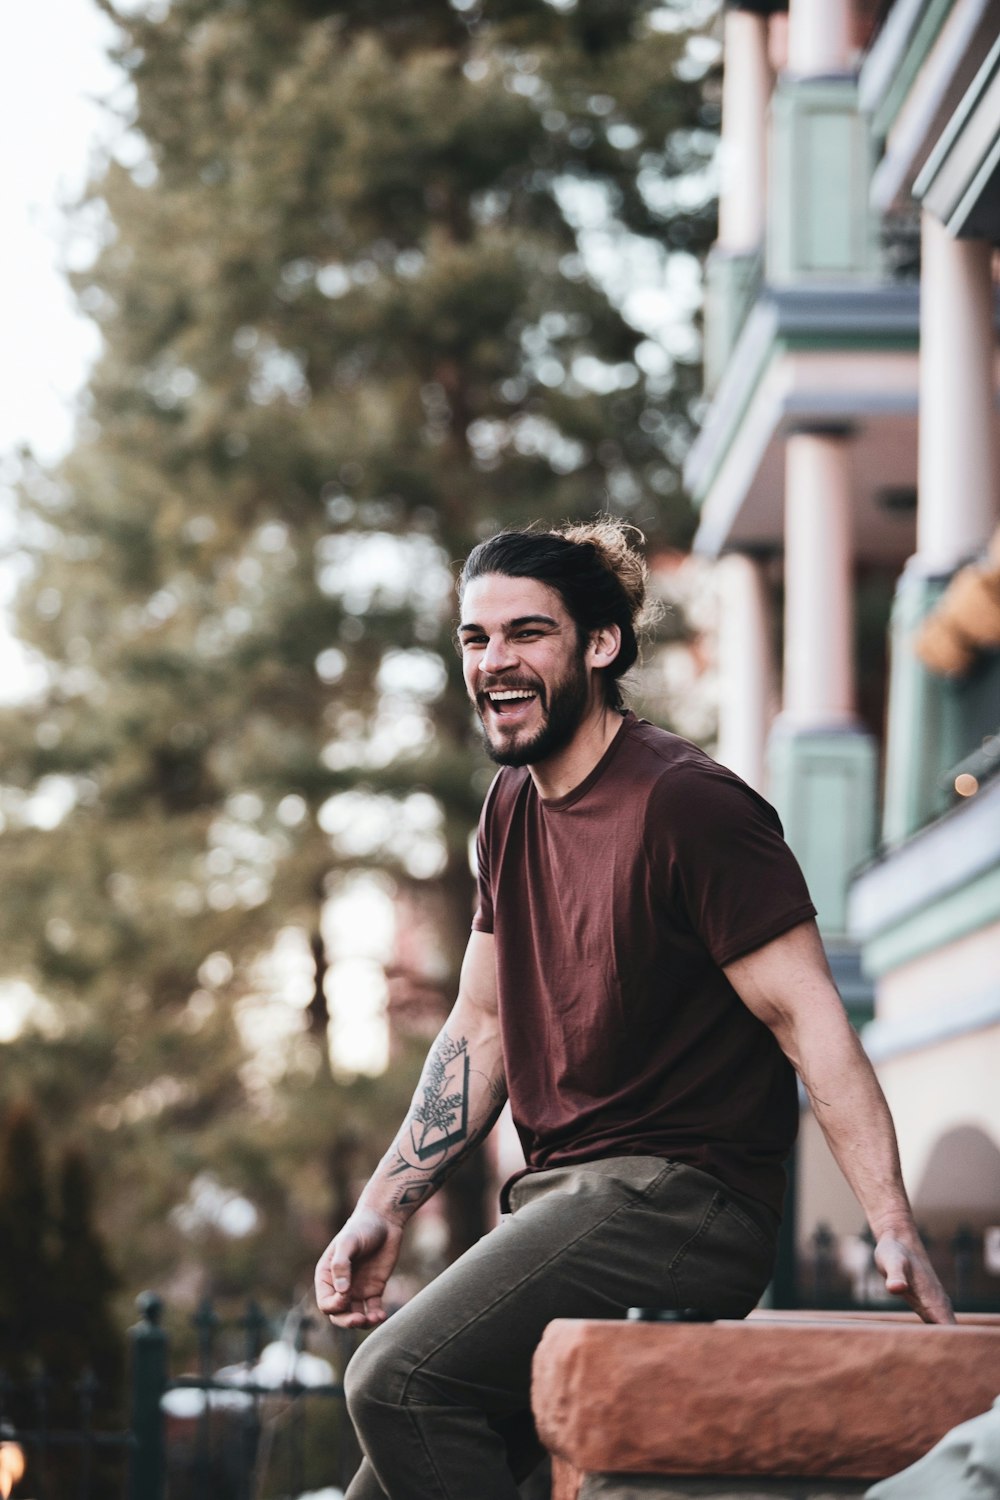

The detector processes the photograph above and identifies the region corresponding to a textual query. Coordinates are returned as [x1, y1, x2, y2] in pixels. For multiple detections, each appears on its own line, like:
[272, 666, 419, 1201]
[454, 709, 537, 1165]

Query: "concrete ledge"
[533, 1314, 1000, 1485]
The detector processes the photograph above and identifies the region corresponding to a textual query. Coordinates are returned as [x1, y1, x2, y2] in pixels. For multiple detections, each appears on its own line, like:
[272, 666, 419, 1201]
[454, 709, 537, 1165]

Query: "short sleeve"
[648, 764, 816, 967]
[472, 810, 494, 934]
[472, 775, 503, 934]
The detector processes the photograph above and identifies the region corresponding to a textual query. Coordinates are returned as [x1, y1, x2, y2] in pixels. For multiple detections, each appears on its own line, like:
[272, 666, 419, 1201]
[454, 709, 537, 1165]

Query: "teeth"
[488, 690, 536, 702]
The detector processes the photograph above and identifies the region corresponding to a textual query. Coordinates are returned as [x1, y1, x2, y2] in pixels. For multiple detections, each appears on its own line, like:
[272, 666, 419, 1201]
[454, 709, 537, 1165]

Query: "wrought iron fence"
[132, 1292, 360, 1500]
[0, 1295, 359, 1500]
[0, 1367, 131, 1500]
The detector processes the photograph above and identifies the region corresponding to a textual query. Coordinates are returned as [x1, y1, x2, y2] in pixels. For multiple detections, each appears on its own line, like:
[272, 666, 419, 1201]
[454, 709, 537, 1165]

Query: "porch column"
[787, 0, 853, 76]
[917, 213, 997, 572]
[882, 214, 999, 845]
[715, 553, 775, 794]
[783, 431, 855, 728]
[704, 5, 773, 392]
[769, 429, 876, 938]
[718, 7, 772, 254]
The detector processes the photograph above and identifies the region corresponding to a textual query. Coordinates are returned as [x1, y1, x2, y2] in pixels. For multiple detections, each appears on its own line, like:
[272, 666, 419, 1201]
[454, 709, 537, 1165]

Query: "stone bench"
[531, 1311, 1000, 1499]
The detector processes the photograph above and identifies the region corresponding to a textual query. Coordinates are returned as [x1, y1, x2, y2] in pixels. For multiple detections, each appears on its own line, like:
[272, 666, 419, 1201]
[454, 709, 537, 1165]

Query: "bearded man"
[315, 521, 953, 1500]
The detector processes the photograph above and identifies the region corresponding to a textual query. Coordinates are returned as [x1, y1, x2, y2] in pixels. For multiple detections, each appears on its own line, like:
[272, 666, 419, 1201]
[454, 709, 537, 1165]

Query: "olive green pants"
[344, 1157, 778, 1500]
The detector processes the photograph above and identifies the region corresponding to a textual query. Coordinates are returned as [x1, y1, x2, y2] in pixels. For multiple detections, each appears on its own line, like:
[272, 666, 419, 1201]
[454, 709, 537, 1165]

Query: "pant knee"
[344, 1324, 409, 1429]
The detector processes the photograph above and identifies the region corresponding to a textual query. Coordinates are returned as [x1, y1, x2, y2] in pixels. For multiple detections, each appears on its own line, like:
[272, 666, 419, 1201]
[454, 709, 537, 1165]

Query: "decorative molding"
[861, 863, 1000, 975]
[850, 772, 1000, 941]
[869, 0, 956, 141]
[859, 0, 932, 118]
[863, 985, 1000, 1062]
[685, 285, 921, 553]
[868, 0, 998, 211]
[914, 32, 1000, 237]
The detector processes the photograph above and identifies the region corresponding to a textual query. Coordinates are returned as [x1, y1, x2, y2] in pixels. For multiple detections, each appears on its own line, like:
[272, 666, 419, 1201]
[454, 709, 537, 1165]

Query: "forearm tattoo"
[385, 1030, 506, 1212]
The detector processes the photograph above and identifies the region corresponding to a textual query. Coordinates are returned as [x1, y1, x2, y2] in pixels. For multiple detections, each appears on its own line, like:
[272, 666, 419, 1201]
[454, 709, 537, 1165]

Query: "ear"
[586, 623, 622, 672]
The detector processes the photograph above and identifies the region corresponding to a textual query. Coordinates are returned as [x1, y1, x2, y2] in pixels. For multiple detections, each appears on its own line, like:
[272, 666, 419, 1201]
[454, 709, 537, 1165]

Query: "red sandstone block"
[531, 1316, 1000, 1482]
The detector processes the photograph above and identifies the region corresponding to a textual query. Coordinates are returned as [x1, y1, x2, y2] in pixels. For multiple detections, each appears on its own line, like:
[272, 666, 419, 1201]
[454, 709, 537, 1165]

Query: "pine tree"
[1, 0, 718, 1291]
[0, 1104, 51, 1376]
[46, 1149, 123, 1407]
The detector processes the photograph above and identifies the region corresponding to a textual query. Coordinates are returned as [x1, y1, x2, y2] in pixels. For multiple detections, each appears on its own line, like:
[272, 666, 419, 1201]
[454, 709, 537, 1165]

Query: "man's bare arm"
[724, 919, 954, 1324]
[315, 931, 505, 1329]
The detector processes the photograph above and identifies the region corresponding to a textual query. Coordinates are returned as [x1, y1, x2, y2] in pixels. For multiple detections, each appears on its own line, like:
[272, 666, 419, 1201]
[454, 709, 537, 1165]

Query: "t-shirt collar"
[537, 710, 634, 811]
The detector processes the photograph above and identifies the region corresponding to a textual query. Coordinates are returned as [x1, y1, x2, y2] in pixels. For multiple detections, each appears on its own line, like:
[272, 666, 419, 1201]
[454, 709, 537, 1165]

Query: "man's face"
[458, 573, 593, 768]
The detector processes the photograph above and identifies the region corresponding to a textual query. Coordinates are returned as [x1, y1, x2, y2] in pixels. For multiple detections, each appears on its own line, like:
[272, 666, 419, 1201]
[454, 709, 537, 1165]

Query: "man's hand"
[314, 937, 503, 1331]
[315, 1206, 404, 1329]
[724, 922, 959, 1328]
[874, 1229, 956, 1324]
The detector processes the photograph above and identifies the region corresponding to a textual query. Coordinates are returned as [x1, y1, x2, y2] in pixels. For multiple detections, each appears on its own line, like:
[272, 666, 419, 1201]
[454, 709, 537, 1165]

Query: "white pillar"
[783, 430, 856, 727]
[916, 212, 998, 573]
[718, 8, 772, 254]
[787, 0, 853, 76]
[716, 554, 775, 793]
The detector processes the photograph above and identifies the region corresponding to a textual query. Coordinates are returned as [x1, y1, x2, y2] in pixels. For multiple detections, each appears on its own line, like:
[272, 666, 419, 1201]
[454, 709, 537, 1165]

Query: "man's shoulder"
[479, 763, 530, 821]
[621, 718, 783, 827]
[618, 716, 723, 786]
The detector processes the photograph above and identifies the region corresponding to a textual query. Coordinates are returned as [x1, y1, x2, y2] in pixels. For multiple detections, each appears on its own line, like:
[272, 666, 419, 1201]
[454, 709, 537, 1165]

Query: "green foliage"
[1, 0, 718, 1309]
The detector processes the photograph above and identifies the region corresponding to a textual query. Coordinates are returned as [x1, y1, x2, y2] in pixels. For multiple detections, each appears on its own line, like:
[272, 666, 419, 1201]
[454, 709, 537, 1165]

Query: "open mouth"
[482, 688, 540, 723]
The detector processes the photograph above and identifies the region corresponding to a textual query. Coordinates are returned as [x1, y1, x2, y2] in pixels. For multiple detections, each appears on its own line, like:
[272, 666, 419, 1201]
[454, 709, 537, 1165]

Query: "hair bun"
[557, 518, 656, 632]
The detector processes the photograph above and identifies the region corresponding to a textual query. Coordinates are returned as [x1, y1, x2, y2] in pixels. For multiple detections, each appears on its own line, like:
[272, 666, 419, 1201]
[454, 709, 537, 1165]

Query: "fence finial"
[128, 1292, 168, 1500]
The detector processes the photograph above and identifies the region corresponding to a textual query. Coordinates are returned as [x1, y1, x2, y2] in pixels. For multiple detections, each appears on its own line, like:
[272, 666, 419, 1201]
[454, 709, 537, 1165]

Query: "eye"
[460, 634, 487, 650]
[513, 629, 541, 641]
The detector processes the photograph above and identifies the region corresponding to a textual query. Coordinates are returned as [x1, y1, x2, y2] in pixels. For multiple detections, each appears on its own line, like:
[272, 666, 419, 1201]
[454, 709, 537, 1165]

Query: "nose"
[481, 632, 516, 675]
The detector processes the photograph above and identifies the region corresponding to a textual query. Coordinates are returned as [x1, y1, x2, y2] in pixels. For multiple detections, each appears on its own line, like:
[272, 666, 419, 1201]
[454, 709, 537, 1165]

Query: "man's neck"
[527, 704, 626, 801]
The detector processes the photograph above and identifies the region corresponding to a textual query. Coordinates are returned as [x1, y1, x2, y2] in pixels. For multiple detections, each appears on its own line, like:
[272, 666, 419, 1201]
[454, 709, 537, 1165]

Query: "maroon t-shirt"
[473, 712, 816, 1219]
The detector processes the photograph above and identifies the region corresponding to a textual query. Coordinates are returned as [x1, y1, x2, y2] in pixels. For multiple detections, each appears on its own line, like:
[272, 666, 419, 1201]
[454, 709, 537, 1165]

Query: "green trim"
[863, 860, 1000, 976]
[872, 0, 955, 141]
[768, 727, 878, 939]
[880, 575, 950, 847]
[689, 319, 919, 510]
[690, 310, 778, 509]
[769, 76, 879, 282]
[775, 330, 919, 355]
[703, 250, 764, 397]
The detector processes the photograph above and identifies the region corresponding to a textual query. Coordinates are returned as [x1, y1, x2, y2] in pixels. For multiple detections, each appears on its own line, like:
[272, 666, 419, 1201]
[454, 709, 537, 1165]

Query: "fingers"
[319, 1290, 388, 1331]
[907, 1268, 956, 1325]
[877, 1239, 909, 1294]
[876, 1235, 956, 1325]
[331, 1294, 388, 1330]
[315, 1224, 392, 1329]
[330, 1236, 356, 1299]
[314, 1231, 357, 1316]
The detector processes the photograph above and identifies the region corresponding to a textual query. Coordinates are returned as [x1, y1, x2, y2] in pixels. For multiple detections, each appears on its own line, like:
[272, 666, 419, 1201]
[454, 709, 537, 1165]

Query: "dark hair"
[458, 519, 653, 710]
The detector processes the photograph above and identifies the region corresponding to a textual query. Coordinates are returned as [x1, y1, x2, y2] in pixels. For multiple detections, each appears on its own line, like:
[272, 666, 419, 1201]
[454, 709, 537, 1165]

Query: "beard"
[477, 649, 590, 768]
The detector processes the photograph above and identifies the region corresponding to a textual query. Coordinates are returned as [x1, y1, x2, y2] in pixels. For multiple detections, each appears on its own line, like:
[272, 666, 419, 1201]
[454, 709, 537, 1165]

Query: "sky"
[0, 2, 121, 698]
[0, 5, 120, 460]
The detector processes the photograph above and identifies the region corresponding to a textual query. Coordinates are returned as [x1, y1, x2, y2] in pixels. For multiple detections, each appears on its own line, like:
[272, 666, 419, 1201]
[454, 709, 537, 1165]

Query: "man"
[315, 522, 953, 1500]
